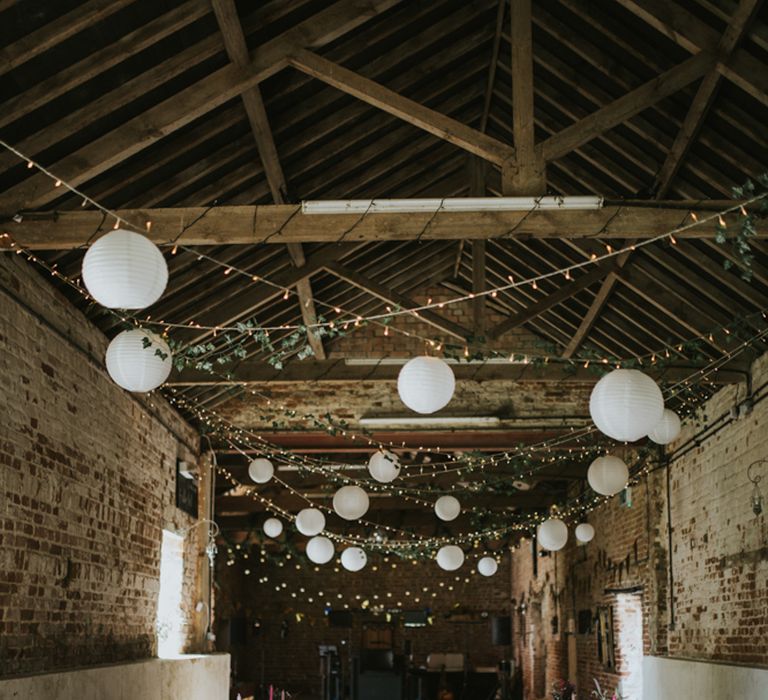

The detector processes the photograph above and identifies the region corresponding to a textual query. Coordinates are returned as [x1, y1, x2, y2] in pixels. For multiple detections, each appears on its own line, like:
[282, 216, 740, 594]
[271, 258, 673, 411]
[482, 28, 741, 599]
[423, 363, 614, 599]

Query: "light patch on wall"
[156, 529, 185, 658]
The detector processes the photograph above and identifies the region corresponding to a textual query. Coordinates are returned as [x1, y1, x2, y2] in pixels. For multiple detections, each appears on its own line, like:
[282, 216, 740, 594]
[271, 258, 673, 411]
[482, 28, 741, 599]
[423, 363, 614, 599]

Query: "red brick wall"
[0, 255, 201, 675]
[509, 352, 768, 699]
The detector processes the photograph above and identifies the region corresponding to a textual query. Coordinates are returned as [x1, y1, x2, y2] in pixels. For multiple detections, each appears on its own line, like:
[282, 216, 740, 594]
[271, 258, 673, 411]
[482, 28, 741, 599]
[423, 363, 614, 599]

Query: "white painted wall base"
[0, 653, 230, 700]
[643, 656, 768, 700]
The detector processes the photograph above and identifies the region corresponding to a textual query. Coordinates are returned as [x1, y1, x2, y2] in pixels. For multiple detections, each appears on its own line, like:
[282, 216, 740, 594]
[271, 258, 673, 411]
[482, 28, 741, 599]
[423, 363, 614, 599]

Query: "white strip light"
[301, 196, 603, 214]
[359, 416, 501, 428]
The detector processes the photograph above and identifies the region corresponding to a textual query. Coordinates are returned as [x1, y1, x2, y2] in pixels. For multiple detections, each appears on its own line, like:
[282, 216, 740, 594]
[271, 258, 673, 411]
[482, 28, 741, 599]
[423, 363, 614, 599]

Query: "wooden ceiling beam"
[0, 0, 404, 216]
[503, 0, 546, 195]
[615, 0, 768, 105]
[9, 201, 760, 249]
[654, 0, 763, 197]
[538, 51, 714, 162]
[211, 0, 325, 361]
[287, 49, 516, 166]
[480, 0, 507, 132]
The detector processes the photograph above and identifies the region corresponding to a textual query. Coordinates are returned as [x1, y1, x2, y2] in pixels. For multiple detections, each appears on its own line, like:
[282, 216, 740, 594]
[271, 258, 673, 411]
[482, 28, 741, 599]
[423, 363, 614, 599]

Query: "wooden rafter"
[654, 0, 763, 197]
[211, 0, 326, 360]
[8, 201, 763, 249]
[480, 0, 507, 133]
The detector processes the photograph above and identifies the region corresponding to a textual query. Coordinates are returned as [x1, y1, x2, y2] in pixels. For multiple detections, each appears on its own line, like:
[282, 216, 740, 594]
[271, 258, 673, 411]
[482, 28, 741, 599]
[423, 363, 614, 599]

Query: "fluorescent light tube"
[359, 416, 501, 428]
[302, 196, 603, 214]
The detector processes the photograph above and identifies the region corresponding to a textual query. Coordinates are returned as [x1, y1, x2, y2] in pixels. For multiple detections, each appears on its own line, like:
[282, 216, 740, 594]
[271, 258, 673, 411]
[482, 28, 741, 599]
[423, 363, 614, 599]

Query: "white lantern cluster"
[340, 547, 367, 572]
[248, 458, 274, 484]
[434, 495, 461, 522]
[263, 517, 283, 539]
[436, 545, 464, 571]
[296, 508, 325, 536]
[368, 450, 400, 483]
[397, 356, 455, 414]
[306, 535, 334, 564]
[333, 485, 369, 520]
[587, 455, 629, 496]
[105, 328, 172, 392]
[82, 229, 168, 309]
[537, 517, 568, 551]
[477, 556, 498, 577]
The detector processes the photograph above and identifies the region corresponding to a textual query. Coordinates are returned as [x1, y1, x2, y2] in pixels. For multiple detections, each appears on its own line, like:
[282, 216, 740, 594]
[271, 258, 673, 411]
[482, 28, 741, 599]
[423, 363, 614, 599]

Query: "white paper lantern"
[648, 408, 681, 445]
[105, 328, 172, 392]
[575, 523, 595, 544]
[295, 508, 326, 536]
[248, 458, 274, 484]
[587, 455, 629, 496]
[340, 547, 367, 572]
[537, 518, 568, 551]
[436, 545, 464, 571]
[368, 450, 401, 483]
[434, 495, 461, 522]
[82, 229, 168, 309]
[333, 485, 369, 520]
[477, 556, 498, 577]
[397, 356, 456, 414]
[263, 517, 283, 539]
[589, 369, 664, 442]
[306, 536, 335, 564]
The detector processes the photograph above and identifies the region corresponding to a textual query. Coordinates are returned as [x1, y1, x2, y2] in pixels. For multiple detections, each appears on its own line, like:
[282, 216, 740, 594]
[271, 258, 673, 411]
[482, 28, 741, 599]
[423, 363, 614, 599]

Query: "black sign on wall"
[176, 458, 198, 518]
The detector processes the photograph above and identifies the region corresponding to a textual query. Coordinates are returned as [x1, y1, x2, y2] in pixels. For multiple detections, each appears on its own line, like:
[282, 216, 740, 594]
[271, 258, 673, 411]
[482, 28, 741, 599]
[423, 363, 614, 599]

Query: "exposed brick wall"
[509, 352, 768, 699]
[216, 550, 513, 695]
[0, 255, 202, 676]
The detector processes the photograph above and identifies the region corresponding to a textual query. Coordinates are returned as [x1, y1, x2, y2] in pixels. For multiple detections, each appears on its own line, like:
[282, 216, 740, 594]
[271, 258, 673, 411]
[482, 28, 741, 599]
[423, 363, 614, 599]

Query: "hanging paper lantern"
[333, 485, 369, 520]
[648, 408, 681, 445]
[306, 536, 334, 564]
[436, 545, 464, 571]
[368, 450, 401, 483]
[477, 556, 498, 577]
[575, 523, 595, 544]
[105, 328, 172, 392]
[537, 518, 568, 551]
[340, 547, 367, 572]
[589, 369, 664, 442]
[82, 229, 168, 309]
[397, 356, 456, 414]
[248, 458, 274, 484]
[263, 518, 283, 539]
[434, 495, 461, 522]
[587, 455, 629, 496]
[295, 508, 325, 536]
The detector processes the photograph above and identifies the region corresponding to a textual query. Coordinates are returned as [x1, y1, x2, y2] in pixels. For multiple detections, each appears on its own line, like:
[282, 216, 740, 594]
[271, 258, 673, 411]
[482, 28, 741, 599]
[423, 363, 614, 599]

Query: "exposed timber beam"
[654, 0, 762, 197]
[324, 262, 472, 340]
[287, 49, 516, 166]
[472, 240, 487, 337]
[7, 201, 761, 249]
[538, 51, 714, 161]
[480, 0, 507, 132]
[0, 0, 403, 216]
[503, 0, 546, 194]
[211, 0, 325, 360]
[167, 358, 749, 385]
[615, 0, 768, 105]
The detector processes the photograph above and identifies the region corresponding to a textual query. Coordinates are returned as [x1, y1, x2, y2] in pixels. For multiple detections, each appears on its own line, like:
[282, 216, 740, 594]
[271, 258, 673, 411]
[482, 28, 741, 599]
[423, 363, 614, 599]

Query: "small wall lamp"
[747, 460, 765, 516]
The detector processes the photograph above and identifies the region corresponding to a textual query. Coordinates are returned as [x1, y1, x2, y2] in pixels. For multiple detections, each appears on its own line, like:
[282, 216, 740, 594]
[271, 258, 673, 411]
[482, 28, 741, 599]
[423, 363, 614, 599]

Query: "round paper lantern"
[341, 547, 367, 572]
[333, 485, 369, 521]
[368, 450, 401, 483]
[248, 458, 274, 484]
[82, 229, 168, 309]
[575, 523, 595, 544]
[436, 545, 464, 571]
[648, 408, 681, 445]
[434, 495, 461, 522]
[263, 517, 283, 539]
[295, 508, 326, 536]
[537, 518, 568, 552]
[397, 356, 456, 414]
[306, 536, 334, 564]
[105, 328, 172, 392]
[477, 556, 498, 577]
[589, 369, 664, 442]
[587, 455, 629, 496]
